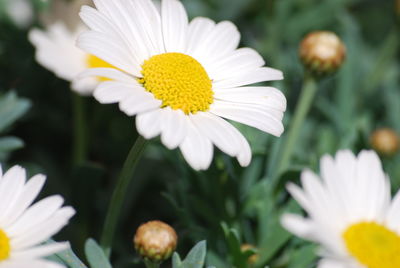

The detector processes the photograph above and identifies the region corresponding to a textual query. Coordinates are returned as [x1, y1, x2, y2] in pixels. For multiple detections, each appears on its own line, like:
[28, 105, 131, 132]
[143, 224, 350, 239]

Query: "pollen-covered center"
[343, 222, 400, 268]
[139, 53, 213, 114]
[0, 229, 10, 261]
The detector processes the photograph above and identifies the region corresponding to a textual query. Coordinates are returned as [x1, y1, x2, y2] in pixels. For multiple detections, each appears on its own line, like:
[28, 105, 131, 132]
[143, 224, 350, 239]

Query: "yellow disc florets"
[343, 222, 400, 268]
[139, 53, 213, 114]
[0, 229, 10, 261]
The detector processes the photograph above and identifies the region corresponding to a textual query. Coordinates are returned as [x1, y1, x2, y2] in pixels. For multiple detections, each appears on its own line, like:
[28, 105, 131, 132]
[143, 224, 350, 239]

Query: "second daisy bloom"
[78, 0, 286, 170]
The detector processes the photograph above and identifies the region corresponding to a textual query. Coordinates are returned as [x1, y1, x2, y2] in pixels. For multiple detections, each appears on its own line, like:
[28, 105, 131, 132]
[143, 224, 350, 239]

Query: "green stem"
[273, 75, 318, 180]
[100, 135, 148, 256]
[144, 259, 160, 268]
[72, 93, 87, 166]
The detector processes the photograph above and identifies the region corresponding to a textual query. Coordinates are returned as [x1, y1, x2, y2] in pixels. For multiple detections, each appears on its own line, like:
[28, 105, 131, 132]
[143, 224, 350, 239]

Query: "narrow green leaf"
[0, 136, 24, 152]
[85, 238, 112, 268]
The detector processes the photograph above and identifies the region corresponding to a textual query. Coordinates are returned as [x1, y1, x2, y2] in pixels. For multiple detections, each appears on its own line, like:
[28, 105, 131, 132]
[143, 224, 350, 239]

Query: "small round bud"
[241, 244, 258, 265]
[370, 128, 400, 156]
[134, 220, 178, 263]
[299, 31, 346, 75]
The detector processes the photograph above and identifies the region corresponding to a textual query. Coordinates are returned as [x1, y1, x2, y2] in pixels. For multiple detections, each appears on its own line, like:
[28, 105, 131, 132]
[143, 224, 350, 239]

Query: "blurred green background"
[0, 0, 399, 267]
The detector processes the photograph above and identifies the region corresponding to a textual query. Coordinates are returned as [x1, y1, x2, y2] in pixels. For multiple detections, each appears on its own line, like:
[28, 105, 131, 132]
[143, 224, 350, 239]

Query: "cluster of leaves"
[0, 0, 400, 268]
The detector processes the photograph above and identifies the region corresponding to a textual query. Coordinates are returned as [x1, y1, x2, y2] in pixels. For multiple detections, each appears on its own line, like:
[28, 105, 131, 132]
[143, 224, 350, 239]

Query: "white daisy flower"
[281, 150, 400, 268]
[29, 22, 117, 95]
[0, 165, 75, 268]
[77, 0, 286, 171]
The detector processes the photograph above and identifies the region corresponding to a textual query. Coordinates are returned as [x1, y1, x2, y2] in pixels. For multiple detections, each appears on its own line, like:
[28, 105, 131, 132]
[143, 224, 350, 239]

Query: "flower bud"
[370, 128, 400, 156]
[134, 220, 178, 263]
[299, 31, 346, 75]
[241, 244, 258, 265]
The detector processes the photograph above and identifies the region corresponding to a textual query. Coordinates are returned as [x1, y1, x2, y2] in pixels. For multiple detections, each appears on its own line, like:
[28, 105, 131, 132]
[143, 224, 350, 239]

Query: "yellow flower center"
[86, 55, 118, 81]
[0, 229, 10, 261]
[343, 222, 400, 268]
[139, 53, 213, 114]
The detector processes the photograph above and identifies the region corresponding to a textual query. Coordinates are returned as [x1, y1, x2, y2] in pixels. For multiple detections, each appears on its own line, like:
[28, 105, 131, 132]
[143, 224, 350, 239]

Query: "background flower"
[0, 165, 75, 268]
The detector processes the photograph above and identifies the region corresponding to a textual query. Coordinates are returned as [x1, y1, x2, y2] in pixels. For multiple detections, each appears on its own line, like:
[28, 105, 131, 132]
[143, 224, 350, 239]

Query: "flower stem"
[273, 75, 317, 180]
[72, 93, 87, 166]
[100, 135, 148, 256]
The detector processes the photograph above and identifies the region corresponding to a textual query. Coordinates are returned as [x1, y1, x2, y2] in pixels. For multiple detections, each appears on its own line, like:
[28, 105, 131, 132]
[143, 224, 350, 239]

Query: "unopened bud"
[370, 128, 399, 156]
[241, 244, 258, 265]
[134, 220, 178, 263]
[299, 31, 346, 75]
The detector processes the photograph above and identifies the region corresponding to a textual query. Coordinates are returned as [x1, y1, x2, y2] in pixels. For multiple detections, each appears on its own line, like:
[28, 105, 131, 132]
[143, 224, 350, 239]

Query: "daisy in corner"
[77, 0, 287, 170]
[282, 150, 400, 268]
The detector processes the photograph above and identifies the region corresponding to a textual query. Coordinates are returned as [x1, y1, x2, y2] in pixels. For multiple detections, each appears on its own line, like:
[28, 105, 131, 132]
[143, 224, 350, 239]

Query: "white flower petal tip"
[282, 149, 400, 267]
[79, 0, 286, 169]
[0, 165, 75, 265]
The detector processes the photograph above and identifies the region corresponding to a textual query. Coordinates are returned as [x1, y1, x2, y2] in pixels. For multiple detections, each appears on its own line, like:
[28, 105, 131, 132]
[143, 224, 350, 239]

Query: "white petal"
[0, 166, 26, 223]
[179, 120, 213, 170]
[28, 23, 86, 81]
[210, 48, 265, 81]
[214, 86, 287, 111]
[93, 81, 141, 104]
[387, 190, 400, 232]
[190, 21, 240, 64]
[209, 100, 284, 137]
[160, 108, 188, 150]
[281, 213, 315, 240]
[2, 259, 65, 268]
[78, 67, 138, 82]
[1, 175, 46, 228]
[11, 207, 75, 250]
[212, 67, 283, 89]
[136, 109, 163, 139]
[77, 31, 141, 76]
[6, 196, 64, 236]
[91, 0, 153, 63]
[71, 77, 98, 96]
[186, 17, 215, 55]
[317, 258, 359, 268]
[11, 242, 69, 259]
[126, 0, 164, 55]
[190, 112, 251, 166]
[161, 0, 188, 52]
[118, 91, 161, 116]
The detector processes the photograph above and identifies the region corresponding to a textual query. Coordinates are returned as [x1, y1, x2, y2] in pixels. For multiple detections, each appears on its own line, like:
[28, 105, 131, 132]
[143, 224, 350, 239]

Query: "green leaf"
[0, 136, 23, 152]
[0, 91, 31, 133]
[45, 240, 87, 268]
[84, 238, 112, 268]
[173, 241, 207, 268]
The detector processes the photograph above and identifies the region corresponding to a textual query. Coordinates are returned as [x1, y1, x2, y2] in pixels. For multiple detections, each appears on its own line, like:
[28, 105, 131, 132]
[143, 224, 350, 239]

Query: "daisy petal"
[11, 207, 75, 250]
[11, 242, 69, 259]
[213, 67, 283, 89]
[136, 109, 163, 139]
[161, 0, 188, 52]
[1, 174, 46, 228]
[210, 100, 284, 137]
[94, 81, 141, 104]
[6, 195, 64, 236]
[77, 31, 141, 76]
[191, 112, 251, 166]
[118, 91, 161, 116]
[179, 121, 213, 171]
[160, 108, 188, 150]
